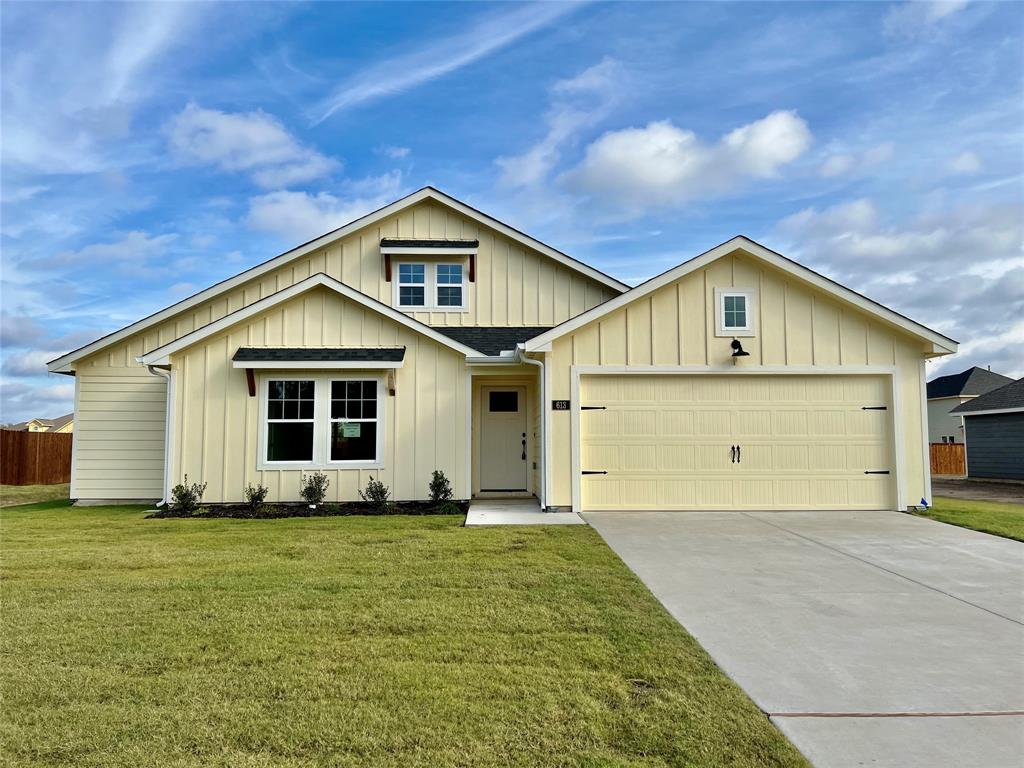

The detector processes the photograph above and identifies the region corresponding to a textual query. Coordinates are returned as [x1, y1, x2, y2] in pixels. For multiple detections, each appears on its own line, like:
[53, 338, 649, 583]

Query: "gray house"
[926, 366, 1013, 444]
[951, 378, 1024, 481]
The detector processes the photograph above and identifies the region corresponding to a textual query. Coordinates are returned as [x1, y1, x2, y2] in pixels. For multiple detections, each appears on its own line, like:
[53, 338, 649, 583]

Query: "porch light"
[730, 339, 750, 357]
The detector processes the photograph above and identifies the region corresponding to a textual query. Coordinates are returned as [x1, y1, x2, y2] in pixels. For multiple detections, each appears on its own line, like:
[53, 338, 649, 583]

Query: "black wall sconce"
[731, 339, 750, 357]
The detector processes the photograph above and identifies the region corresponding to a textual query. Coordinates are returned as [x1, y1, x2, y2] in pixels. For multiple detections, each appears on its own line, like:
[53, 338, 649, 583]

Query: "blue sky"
[1, 1, 1021, 422]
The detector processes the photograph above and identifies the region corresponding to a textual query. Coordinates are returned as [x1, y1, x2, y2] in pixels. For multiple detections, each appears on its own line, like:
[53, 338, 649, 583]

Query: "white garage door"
[580, 374, 895, 511]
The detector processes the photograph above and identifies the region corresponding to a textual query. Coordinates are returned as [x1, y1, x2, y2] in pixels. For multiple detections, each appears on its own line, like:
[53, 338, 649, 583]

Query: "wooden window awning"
[380, 238, 477, 282]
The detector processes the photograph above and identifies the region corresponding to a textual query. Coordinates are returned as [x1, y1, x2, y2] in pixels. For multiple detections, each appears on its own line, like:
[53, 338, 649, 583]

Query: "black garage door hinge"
[581, 405, 607, 410]
[582, 470, 608, 475]
[861, 406, 888, 410]
[864, 470, 891, 475]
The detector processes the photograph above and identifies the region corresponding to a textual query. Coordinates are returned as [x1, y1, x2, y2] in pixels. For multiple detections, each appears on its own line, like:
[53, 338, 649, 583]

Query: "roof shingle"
[926, 366, 1013, 399]
[951, 378, 1024, 414]
[429, 327, 551, 357]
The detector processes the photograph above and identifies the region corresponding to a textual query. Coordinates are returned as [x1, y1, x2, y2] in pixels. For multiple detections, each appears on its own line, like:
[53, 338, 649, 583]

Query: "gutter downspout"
[515, 345, 546, 511]
[147, 365, 173, 506]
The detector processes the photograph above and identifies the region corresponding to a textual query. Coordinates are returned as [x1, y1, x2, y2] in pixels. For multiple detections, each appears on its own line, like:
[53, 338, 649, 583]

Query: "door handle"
[521, 433, 527, 461]
[736, 445, 741, 464]
[730, 445, 736, 463]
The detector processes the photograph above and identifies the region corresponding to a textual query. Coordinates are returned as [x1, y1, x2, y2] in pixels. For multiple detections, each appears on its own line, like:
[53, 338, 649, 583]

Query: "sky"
[1, 0, 1022, 423]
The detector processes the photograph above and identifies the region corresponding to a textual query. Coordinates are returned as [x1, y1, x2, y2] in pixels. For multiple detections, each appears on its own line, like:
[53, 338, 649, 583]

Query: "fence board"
[930, 442, 966, 476]
[0, 431, 73, 485]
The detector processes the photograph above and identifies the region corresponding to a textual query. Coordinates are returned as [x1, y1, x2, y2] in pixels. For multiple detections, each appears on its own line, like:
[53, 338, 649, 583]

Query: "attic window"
[715, 288, 756, 337]
[393, 262, 467, 311]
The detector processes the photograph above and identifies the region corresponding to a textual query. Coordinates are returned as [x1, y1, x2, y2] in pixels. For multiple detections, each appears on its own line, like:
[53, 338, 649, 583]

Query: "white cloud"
[498, 58, 625, 189]
[2, 350, 62, 377]
[562, 110, 811, 213]
[775, 197, 1024, 378]
[245, 173, 403, 243]
[949, 150, 981, 174]
[31, 231, 178, 275]
[819, 143, 895, 178]
[167, 103, 339, 188]
[884, 0, 969, 38]
[0, 380, 75, 424]
[379, 146, 411, 159]
[312, 2, 578, 124]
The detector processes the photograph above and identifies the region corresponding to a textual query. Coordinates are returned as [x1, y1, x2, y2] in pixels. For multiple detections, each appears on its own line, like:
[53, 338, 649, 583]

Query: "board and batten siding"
[167, 285, 469, 504]
[85, 200, 618, 370]
[544, 251, 931, 509]
[963, 413, 1024, 481]
[72, 364, 167, 499]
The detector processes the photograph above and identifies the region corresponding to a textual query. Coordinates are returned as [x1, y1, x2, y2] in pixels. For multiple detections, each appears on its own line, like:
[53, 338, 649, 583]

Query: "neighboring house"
[47, 187, 958, 511]
[926, 367, 1013, 444]
[951, 378, 1024, 481]
[3, 413, 74, 433]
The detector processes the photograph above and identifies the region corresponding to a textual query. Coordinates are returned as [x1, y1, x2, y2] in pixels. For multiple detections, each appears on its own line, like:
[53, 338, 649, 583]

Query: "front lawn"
[915, 496, 1024, 542]
[0, 483, 70, 508]
[1, 501, 805, 768]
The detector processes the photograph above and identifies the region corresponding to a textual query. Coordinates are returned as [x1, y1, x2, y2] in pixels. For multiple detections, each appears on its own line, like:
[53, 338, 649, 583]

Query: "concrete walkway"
[586, 510, 1024, 768]
[465, 498, 585, 525]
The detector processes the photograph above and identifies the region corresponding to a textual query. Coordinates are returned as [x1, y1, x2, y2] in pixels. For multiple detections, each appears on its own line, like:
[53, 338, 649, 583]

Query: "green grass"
[1, 501, 805, 768]
[915, 496, 1024, 542]
[0, 483, 70, 508]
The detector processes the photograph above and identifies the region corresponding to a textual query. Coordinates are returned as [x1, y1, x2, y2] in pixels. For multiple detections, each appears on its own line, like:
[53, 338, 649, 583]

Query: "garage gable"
[525, 236, 957, 358]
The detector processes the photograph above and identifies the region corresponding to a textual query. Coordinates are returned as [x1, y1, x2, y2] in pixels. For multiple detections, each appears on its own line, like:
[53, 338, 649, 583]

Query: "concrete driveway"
[586, 510, 1024, 768]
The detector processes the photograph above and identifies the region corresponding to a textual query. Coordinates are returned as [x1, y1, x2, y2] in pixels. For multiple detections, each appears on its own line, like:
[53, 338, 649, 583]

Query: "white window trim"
[258, 373, 386, 470]
[714, 287, 756, 337]
[392, 260, 468, 312]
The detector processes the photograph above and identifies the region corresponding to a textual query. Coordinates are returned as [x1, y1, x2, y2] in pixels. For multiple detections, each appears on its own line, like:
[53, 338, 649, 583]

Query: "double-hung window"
[394, 262, 467, 310]
[714, 288, 756, 337]
[262, 375, 384, 468]
[397, 264, 426, 307]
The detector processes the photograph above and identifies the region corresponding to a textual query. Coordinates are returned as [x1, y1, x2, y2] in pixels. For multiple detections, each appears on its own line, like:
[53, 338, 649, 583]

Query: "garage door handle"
[864, 470, 890, 474]
[582, 470, 608, 475]
[736, 445, 741, 463]
[730, 445, 736, 463]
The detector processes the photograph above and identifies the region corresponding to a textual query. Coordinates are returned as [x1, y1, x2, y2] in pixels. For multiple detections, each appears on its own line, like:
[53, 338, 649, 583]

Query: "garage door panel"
[581, 374, 894, 511]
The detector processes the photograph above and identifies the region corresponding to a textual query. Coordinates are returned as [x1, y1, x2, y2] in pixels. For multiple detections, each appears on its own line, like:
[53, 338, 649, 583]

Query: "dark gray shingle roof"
[430, 327, 551, 356]
[951, 378, 1024, 414]
[379, 238, 478, 248]
[232, 347, 406, 363]
[927, 367, 1014, 399]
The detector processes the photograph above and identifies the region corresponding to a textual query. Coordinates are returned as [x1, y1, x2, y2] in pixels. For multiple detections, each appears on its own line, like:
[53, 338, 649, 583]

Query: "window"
[330, 380, 378, 462]
[397, 263, 425, 307]
[394, 262, 467, 310]
[714, 288, 755, 337]
[262, 375, 384, 468]
[488, 391, 519, 412]
[266, 380, 315, 462]
[436, 263, 463, 307]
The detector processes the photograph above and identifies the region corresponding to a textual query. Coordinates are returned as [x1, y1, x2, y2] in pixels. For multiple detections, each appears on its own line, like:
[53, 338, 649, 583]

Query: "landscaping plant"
[244, 483, 269, 516]
[358, 476, 393, 514]
[428, 469, 460, 514]
[169, 475, 207, 516]
[300, 471, 330, 506]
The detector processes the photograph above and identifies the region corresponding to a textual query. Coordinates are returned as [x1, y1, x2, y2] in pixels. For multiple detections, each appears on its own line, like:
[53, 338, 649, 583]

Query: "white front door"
[479, 386, 528, 492]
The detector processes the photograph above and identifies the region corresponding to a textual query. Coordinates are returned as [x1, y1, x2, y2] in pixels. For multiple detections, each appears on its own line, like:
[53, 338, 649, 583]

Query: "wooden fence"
[0, 430, 73, 485]
[929, 442, 966, 477]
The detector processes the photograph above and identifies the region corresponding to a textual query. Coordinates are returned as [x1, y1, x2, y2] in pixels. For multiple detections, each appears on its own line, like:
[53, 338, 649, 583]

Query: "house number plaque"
[551, 400, 570, 411]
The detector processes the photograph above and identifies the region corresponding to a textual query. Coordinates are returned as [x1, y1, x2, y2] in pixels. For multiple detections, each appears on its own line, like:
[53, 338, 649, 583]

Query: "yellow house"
[48, 187, 956, 511]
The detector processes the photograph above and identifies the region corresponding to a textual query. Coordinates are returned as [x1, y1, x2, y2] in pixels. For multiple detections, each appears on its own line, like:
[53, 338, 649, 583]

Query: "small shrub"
[244, 483, 269, 516]
[170, 475, 207, 516]
[358, 476, 393, 514]
[300, 471, 330, 505]
[428, 470, 454, 505]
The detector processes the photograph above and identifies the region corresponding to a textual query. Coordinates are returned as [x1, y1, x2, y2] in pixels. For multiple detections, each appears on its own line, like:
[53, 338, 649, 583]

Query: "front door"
[479, 386, 528, 492]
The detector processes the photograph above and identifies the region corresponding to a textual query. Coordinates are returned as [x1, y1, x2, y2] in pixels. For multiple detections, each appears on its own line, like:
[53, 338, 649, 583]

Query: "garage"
[580, 374, 896, 511]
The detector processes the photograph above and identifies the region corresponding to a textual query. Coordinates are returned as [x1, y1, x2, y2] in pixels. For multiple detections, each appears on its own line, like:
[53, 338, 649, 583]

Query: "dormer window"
[393, 262, 467, 311]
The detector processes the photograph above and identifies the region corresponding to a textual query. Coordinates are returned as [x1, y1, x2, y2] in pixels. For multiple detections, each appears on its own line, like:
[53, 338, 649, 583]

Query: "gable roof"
[927, 366, 1014, 399]
[951, 378, 1024, 415]
[525, 235, 958, 354]
[232, 347, 406, 364]
[48, 187, 627, 373]
[137, 273, 483, 365]
[431, 326, 551, 356]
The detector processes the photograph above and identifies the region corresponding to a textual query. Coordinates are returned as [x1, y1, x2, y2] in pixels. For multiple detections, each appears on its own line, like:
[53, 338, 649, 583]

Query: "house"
[950, 378, 1024, 481]
[47, 187, 957, 511]
[926, 367, 1013, 444]
[3, 413, 74, 433]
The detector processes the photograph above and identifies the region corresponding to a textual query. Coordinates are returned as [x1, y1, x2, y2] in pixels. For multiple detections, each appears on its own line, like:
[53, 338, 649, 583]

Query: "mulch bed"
[147, 500, 468, 519]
